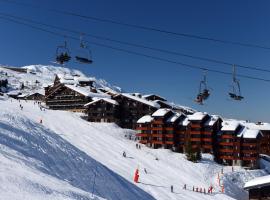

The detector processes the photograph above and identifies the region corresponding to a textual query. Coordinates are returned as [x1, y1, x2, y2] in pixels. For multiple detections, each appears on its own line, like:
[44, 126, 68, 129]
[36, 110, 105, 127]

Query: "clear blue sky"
[0, 0, 270, 122]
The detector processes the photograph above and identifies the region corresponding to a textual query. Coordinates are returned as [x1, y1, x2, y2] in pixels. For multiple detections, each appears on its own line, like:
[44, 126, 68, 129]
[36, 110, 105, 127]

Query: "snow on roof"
[152, 108, 171, 117]
[74, 76, 93, 82]
[179, 117, 190, 126]
[7, 90, 21, 95]
[142, 94, 166, 100]
[65, 85, 110, 98]
[166, 112, 184, 123]
[204, 115, 220, 126]
[188, 112, 207, 121]
[241, 122, 270, 131]
[244, 175, 270, 189]
[137, 115, 154, 123]
[238, 128, 262, 139]
[84, 97, 119, 107]
[117, 93, 160, 108]
[154, 100, 196, 113]
[221, 120, 240, 131]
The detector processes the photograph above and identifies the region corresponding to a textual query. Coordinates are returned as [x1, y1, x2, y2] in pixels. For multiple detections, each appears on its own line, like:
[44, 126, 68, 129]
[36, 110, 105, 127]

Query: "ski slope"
[0, 97, 267, 200]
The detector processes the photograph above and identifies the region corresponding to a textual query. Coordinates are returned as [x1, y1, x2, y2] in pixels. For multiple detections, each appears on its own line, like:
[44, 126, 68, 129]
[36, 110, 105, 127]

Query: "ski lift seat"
[75, 56, 93, 64]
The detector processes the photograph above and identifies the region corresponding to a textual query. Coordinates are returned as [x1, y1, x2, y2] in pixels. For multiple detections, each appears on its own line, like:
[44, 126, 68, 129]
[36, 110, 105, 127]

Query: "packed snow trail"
[0, 99, 155, 200]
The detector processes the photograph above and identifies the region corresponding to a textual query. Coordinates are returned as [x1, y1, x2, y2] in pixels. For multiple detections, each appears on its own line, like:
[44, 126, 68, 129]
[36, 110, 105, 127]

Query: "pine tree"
[185, 139, 194, 161]
[195, 148, 202, 161]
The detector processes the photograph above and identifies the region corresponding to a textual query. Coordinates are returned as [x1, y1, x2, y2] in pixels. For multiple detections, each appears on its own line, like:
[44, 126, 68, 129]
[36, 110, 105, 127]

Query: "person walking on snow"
[122, 151, 126, 157]
[170, 185, 173, 193]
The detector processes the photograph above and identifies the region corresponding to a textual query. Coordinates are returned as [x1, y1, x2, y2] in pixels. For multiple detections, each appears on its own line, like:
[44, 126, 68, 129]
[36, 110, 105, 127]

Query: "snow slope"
[0, 97, 267, 200]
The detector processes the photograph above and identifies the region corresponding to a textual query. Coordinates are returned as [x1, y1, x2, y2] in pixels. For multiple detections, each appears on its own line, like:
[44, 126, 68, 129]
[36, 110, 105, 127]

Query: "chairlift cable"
[1, 15, 270, 83]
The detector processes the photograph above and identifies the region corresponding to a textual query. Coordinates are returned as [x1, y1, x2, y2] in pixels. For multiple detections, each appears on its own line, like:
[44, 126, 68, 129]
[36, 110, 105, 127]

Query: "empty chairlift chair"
[228, 65, 244, 101]
[75, 35, 93, 64]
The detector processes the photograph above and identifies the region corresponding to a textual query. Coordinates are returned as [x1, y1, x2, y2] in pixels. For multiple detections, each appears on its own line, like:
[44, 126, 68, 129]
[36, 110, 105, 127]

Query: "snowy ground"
[0, 97, 268, 200]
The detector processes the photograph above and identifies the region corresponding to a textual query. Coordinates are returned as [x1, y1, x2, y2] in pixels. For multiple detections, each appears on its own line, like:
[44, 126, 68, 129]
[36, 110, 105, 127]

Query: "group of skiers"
[169, 184, 214, 194]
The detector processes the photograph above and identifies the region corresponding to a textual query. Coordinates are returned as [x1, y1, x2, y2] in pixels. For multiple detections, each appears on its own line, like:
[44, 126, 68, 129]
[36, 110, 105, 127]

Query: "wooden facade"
[85, 98, 120, 123]
[244, 175, 270, 200]
[112, 93, 159, 129]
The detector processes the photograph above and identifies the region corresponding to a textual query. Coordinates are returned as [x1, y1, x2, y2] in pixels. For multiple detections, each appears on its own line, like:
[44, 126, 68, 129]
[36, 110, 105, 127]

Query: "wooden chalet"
[84, 98, 120, 123]
[112, 93, 160, 129]
[244, 175, 270, 200]
[45, 74, 109, 112]
[18, 92, 45, 101]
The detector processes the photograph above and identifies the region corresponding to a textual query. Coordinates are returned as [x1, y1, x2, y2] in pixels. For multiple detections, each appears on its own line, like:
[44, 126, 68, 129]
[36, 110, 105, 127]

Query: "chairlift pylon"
[228, 65, 244, 101]
[195, 70, 210, 104]
[55, 40, 71, 65]
[75, 34, 93, 64]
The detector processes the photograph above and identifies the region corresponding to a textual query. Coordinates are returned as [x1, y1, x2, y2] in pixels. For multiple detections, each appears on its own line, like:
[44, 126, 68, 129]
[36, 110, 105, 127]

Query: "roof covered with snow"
[116, 93, 160, 108]
[204, 115, 220, 126]
[238, 128, 262, 139]
[84, 97, 119, 106]
[179, 117, 190, 126]
[152, 108, 171, 117]
[244, 175, 270, 189]
[241, 122, 270, 131]
[142, 94, 166, 100]
[221, 120, 241, 131]
[137, 115, 154, 123]
[166, 112, 184, 123]
[65, 85, 110, 98]
[188, 112, 208, 121]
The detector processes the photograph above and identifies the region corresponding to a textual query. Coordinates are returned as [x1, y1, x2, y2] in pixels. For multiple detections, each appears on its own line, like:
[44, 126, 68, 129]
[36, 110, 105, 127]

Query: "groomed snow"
[0, 98, 267, 200]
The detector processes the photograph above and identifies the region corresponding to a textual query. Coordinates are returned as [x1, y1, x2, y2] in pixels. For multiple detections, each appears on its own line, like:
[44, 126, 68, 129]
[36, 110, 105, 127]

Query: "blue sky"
[0, 0, 270, 121]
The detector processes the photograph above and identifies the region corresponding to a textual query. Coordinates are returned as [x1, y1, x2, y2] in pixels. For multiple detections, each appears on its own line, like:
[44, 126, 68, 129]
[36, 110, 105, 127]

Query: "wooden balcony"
[202, 145, 212, 149]
[164, 134, 174, 138]
[152, 140, 163, 145]
[219, 155, 234, 160]
[219, 149, 234, 153]
[242, 157, 257, 161]
[175, 131, 185, 134]
[139, 140, 148, 144]
[164, 141, 174, 145]
[219, 142, 234, 146]
[242, 149, 257, 154]
[152, 134, 164, 138]
[202, 131, 212, 135]
[190, 131, 201, 135]
[220, 134, 234, 139]
[151, 121, 164, 125]
[190, 138, 201, 142]
[242, 143, 257, 147]
[164, 127, 174, 131]
[136, 127, 149, 131]
[152, 127, 163, 131]
[202, 138, 212, 142]
[136, 133, 149, 137]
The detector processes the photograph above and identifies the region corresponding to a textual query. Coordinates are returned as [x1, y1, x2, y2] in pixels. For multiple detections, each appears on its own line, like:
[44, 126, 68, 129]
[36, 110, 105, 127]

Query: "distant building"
[244, 175, 270, 200]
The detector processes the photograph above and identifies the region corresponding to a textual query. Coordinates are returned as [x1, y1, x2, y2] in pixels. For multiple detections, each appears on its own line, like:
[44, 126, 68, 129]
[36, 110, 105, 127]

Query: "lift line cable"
[1, 15, 270, 83]
[1, 12, 270, 74]
[1, 0, 270, 51]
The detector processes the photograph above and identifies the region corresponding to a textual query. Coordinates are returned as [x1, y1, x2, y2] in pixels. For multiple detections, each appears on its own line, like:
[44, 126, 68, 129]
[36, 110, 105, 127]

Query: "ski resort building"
[84, 98, 120, 123]
[136, 110, 267, 168]
[244, 175, 270, 200]
[112, 93, 160, 129]
[44, 74, 109, 111]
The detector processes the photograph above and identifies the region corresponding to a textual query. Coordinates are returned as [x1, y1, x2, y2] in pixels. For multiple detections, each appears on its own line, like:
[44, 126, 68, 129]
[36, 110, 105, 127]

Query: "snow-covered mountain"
[0, 64, 268, 200]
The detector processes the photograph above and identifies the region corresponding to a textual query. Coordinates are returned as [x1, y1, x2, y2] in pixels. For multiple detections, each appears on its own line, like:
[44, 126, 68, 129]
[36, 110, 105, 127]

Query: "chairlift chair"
[228, 65, 244, 101]
[75, 35, 93, 64]
[194, 71, 210, 104]
[55, 41, 71, 65]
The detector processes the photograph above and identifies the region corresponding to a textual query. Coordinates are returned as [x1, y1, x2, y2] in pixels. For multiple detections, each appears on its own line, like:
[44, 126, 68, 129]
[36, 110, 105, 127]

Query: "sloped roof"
[179, 117, 190, 126]
[137, 115, 154, 123]
[238, 128, 263, 139]
[84, 97, 119, 106]
[188, 112, 208, 121]
[221, 120, 240, 131]
[152, 108, 171, 117]
[241, 122, 270, 131]
[204, 115, 220, 126]
[65, 85, 110, 98]
[244, 175, 270, 189]
[166, 112, 184, 123]
[116, 93, 160, 108]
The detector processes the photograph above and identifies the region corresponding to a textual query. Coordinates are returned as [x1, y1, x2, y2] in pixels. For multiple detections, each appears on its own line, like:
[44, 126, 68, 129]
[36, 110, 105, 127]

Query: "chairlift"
[194, 71, 210, 104]
[228, 65, 244, 101]
[55, 41, 71, 65]
[75, 34, 93, 64]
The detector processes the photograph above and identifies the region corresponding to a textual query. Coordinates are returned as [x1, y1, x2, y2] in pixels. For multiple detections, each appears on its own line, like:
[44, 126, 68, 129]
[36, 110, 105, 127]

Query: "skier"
[170, 185, 173, 193]
[183, 184, 186, 190]
[122, 151, 126, 157]
[136, 144, 138, 149]
[144, 168, 147, 174]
